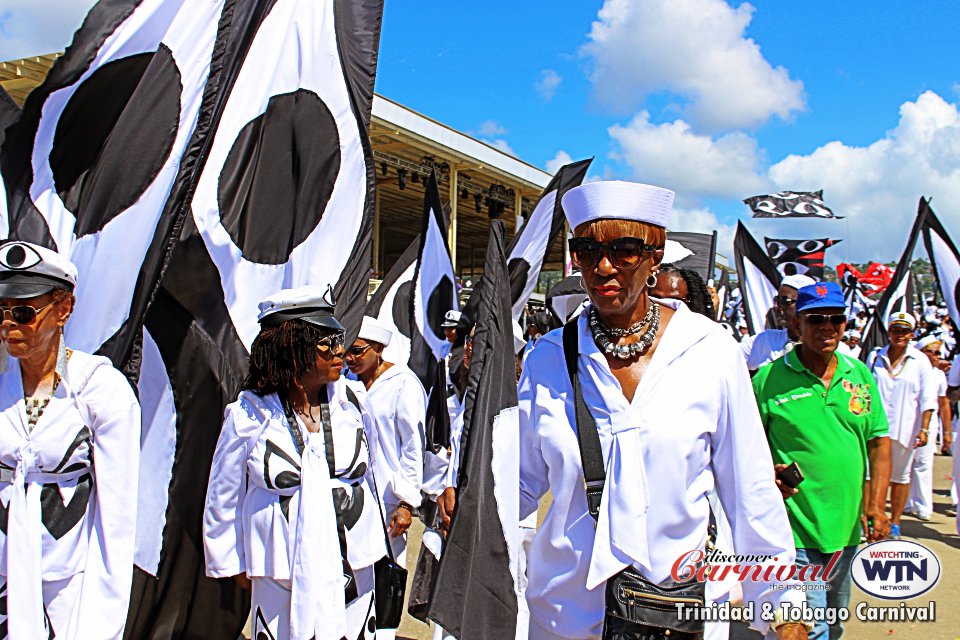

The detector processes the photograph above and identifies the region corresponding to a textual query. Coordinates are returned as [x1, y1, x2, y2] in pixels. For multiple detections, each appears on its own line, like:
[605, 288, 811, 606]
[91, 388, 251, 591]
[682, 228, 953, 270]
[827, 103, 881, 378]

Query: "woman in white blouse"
[204, 286, 385, 640]
[0, 241, 140, 639]
[518, 182, 806, 640]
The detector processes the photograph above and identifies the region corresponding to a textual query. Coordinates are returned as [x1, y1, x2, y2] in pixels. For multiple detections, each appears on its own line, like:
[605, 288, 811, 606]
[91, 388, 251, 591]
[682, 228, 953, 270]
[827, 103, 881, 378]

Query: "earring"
[646, 273, 658, 288]
[579, 277, 585, 290]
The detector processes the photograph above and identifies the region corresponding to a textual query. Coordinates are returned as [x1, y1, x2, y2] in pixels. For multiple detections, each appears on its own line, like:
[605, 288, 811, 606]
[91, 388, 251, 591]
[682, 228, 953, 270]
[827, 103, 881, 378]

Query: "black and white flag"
[546, 273, 587, 324]
[664, 230, 716, 281]
[429, 220, 520, 639]
[367, 236, 419, 365]
[410, 171, 458, 451]
[0, 87, 20, 240]
[763, 237, 841, 280]
[860, 198, 926, 360]
[744, 190, 841, 219]
[733, 221, 782, 335]
[715, 267, 731, 321]
[920, 199, 960, 335]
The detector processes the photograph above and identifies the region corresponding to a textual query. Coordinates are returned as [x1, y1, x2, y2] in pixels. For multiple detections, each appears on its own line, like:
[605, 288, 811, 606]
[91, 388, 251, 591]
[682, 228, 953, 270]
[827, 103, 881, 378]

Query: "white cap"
[513, 321, 526, 354]
[0, 241, 78, 298]
[887, 311, 917, 330]
[561, 180, 674, 231]
[441, 310, 463, 328]
[257, 285, 343, 332]
[358, 316, 393, 347]
[781, 274, 816, 291]
[916, 334, 943, 350]
[845, 329, 861, 339]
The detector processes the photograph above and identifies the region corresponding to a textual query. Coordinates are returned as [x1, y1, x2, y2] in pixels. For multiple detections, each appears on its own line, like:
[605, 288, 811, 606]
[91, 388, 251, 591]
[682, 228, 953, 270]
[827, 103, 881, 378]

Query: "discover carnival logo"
[850, 540, 941, 599]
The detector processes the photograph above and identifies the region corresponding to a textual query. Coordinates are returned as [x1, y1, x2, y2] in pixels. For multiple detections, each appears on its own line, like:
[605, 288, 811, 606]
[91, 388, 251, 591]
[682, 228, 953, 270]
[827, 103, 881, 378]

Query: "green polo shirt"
[752, 348, 889, 552]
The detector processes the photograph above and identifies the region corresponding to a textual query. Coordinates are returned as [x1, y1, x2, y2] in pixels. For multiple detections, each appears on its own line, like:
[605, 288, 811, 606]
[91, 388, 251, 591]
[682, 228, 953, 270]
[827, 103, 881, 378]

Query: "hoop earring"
[579, 277, 585, 289]
[646, 273, 658, 288]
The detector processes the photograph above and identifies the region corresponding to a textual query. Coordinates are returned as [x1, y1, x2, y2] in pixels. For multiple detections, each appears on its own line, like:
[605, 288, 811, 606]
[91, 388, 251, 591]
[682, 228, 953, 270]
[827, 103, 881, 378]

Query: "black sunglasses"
[0, 301, 55, 325]
[773, 295, 796, 307]
[802, 313, 846, 326]
[568, 237, 659, 271]
[317, 333, 345, 352]
[346, 343, 373, 357]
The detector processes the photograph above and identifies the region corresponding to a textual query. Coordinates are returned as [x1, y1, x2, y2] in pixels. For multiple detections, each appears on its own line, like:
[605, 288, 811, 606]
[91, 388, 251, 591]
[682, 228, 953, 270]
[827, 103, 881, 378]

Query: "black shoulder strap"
[344, 386, 361, 413]
[562, 320, 606, 521]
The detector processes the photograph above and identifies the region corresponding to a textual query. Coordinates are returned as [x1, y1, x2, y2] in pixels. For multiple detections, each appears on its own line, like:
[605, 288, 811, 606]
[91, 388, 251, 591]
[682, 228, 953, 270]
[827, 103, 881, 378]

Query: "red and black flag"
[763, 237, 841, 280]
[733, 221, 782, 335]
[744, 189, 841, 218]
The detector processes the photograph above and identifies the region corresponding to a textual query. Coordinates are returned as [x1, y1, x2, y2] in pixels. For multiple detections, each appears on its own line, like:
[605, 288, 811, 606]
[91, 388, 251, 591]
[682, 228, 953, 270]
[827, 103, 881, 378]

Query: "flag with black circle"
[763, 237, 841, 280]
[744, 190, 841, 218]
[859, 198, 926, 360]
[664, 230, 716, 281]
[428, 220, 520, 639]
[733, 221, 781, 335]
[366, 235, 419, 365]
[410, 171, 458, 450]
[920, 199, 960, 337]
[0, 0, 228, 363]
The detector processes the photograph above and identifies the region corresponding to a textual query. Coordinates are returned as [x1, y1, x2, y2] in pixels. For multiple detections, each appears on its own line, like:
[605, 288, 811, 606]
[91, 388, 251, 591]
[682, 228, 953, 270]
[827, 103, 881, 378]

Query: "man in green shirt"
[753, 281, 891, 640]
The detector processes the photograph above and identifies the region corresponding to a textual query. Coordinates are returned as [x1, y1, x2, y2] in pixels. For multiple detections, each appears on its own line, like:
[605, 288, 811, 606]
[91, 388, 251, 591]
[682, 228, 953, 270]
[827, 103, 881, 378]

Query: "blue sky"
[4, 0, 960, 263]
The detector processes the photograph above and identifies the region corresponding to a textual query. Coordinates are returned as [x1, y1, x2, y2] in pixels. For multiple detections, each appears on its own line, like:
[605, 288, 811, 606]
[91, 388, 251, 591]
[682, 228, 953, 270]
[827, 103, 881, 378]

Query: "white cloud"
[0, 0, 97, 60]
[582, 0, 805, 131]
[765, 90, 960, 262]
[546, 150, 573, 174]
[487, 138, 516, 156]
[535, 69, 562, 101]
[476, 120, 507, 137]
[608, 110, 768, 200]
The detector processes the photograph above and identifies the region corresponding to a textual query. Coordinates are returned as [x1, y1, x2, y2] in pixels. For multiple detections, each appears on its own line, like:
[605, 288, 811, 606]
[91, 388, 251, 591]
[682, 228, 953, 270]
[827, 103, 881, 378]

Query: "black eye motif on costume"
[332, 484, 365, 530]
[41, 473, 93, 539]
[263, 440, 302, 491]
[0, 242, 43, 271]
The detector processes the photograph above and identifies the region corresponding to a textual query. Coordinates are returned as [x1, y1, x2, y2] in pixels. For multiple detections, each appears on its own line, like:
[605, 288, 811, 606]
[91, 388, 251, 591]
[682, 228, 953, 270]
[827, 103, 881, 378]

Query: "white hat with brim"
[358, 316, 393, 347]
[441, 309, 463, 328]
[887, 312, 917, 330]
[0, 241, 78, 299]
[257, 285, 343, 332]
[916, 334, 943, 350]
[561, 181, 674, 231]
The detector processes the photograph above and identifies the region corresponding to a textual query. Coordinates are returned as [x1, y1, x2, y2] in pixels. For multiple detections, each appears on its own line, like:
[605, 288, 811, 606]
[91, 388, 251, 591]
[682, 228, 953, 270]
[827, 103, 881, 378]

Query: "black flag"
[860, 198, 927, 360]
[429, 220, 519, 639]
[920, 200, 960, 334]
[0, 86, 20, 239]
[744, 190, 841, 218]
[715, 267, 731, 321]
[664, 231, 716, 281]
[367, 235, 419, 365]
[733, 221, 782, 335]
[546, 273, 587, 324]
[763, 237, 841, 280]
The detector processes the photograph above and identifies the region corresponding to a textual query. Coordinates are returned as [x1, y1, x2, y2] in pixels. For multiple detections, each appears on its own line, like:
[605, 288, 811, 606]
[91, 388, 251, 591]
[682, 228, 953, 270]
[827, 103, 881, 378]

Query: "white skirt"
[250, 566, 376, 640]
[0, 574, 83, 639]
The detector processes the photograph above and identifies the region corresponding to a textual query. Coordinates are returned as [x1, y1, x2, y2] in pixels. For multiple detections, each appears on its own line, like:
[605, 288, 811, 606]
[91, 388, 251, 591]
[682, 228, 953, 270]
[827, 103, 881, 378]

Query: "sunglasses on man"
[773, 295, 796, 307]
[0, 301, 55, 325]
[568, 237, 659, 271]
[801, 313, 846, 326]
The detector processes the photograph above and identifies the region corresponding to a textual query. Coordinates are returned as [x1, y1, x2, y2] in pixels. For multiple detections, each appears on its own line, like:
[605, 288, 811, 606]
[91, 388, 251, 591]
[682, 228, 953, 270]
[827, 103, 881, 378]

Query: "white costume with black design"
[203, 378, 385, 640]
[0, 351, 140, 640]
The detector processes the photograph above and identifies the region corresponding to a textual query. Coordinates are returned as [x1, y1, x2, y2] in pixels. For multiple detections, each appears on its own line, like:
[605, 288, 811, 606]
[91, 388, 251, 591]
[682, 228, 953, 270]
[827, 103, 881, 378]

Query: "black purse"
[562, 322, 706, 640]
[366, 447, 409, 629]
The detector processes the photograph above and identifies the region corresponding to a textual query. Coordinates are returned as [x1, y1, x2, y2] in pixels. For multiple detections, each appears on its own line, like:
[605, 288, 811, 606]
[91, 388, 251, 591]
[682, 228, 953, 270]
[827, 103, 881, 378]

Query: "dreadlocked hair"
[242, 319, 330, 397]
[659, 263, 715, 320]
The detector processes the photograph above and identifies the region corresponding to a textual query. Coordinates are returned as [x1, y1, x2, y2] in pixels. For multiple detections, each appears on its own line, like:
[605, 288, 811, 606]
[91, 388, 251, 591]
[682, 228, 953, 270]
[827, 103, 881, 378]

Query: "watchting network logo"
[850, 540, 941, 599]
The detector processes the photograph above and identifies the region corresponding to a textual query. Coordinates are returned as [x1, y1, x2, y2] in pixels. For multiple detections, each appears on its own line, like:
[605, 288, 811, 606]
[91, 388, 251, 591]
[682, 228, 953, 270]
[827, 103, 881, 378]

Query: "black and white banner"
[545, 273, 587, 324]
[733, 221, 781, 335]
[664, 230, 716, 281]
[429, 220, 520, 639]
[0, 87, 20, 240]
[920, 199, 960, 336]
[763, 237, 841, 280]
[367, 236, 419, 365]
[715, 267, 731, 322]
[744, 190, 841, 218]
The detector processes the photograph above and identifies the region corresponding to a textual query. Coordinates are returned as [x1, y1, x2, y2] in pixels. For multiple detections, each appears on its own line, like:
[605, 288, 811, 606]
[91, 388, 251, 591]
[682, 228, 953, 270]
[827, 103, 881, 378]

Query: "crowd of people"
[0, 180, 957, 640]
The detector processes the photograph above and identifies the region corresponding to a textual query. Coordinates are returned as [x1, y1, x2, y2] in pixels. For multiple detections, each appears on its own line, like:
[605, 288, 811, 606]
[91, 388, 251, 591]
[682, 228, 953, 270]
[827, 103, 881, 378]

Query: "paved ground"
[247, 454, 960, 639]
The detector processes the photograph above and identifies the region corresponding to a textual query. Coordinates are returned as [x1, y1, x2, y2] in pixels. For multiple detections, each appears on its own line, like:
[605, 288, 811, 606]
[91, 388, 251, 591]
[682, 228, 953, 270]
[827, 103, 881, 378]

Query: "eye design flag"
[763, 237, 841, 280]
[744, 190, 841, 219]
[733, 222, 782, 335]
[920, 199, 960, 337]
[366, 236, 419, 366]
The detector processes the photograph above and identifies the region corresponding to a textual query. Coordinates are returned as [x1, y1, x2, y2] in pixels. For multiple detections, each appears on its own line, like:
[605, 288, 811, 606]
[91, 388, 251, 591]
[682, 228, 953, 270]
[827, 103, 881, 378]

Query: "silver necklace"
[589, 303, 660, 360]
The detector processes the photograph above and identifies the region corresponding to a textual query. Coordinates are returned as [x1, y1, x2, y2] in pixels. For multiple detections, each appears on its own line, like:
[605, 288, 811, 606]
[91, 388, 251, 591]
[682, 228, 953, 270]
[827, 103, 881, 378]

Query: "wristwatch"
[397, 501, 415, 513]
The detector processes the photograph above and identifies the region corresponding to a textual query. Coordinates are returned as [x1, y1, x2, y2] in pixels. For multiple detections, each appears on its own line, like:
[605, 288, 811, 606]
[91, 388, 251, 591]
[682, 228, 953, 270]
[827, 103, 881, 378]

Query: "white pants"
[0, 574, 83, 640]
[907, 426, 938, 517]
[251, 566, 376, 640]
[890, 441, 916, 484]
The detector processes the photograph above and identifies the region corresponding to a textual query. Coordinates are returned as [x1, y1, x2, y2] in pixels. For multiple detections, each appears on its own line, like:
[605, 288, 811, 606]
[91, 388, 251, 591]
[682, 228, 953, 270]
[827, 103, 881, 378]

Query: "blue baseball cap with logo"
[796, 281, 845, 313]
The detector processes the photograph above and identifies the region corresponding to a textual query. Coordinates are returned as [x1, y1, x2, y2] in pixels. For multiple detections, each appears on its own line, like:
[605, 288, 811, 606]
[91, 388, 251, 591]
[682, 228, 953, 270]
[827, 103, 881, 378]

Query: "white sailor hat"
[887, 312, 916, 330]
[916, 334, 943, 350]
[0, 241, 78, 299]
[561, 180, 674, 231]
[257, 285, 344, 332]
[441, 310, 462, 328]
[358, 316, 393, 346]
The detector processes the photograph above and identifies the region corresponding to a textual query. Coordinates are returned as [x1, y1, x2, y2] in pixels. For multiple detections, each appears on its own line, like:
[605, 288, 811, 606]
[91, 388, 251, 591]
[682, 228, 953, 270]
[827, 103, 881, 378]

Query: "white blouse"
[203, 379, 386, 639]
[867, 346, 937, 447]
[0, 351, 140, 640]
[518, 301, 803, 639]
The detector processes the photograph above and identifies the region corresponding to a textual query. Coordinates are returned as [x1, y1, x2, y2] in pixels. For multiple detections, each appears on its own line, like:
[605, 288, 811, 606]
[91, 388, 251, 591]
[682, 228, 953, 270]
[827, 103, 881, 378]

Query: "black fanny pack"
[562, 322, 705, 640]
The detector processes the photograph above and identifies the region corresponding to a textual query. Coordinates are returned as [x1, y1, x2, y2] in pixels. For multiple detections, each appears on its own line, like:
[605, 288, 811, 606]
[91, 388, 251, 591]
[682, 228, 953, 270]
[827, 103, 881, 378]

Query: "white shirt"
[365, 364, 426, 507]
[948, 356, 960, 388]
[518, 301, 802, 639]
[0, 351, 140, 640]
[742, 328, 789, 371]
[867, 346, 938, 447]
[203, 380, 385, 638]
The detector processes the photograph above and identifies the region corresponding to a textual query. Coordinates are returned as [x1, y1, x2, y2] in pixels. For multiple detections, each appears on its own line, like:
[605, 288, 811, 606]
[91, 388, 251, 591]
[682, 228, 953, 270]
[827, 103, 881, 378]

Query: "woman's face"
[649, 272, 688, 302]
[344, 338, 382, 378]
[309, 333, 345, 385]
[887, 325, 913, 349]
[0, 291, 73, 362]
[575, 221, 663, 321]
